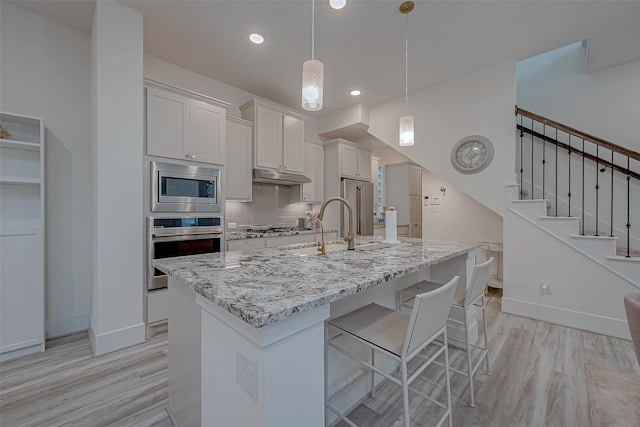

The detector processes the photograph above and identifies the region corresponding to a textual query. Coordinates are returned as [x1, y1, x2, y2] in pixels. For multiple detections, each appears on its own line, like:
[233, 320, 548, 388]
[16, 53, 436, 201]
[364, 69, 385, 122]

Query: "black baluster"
[610, 150, 614, 237]
[595, 145, 599, 236]
[531, 119, 534, 199]
[555, 128, 558, 216]
[520, 114, 524, 200]
[542, 123, 546, 199]
[568, 134, 572, 217]
[626, 157, 631, 258]
[581, 138, 585, 235]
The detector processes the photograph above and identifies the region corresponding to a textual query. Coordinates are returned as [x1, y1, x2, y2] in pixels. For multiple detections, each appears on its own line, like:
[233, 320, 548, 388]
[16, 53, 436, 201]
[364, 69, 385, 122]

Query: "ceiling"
[10, 1, 640, 120]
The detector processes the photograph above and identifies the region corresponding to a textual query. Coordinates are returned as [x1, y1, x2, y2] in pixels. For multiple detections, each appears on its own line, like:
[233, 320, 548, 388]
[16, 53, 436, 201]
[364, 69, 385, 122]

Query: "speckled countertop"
[226, 228, 337, 241]
[154, 238, 477, 329]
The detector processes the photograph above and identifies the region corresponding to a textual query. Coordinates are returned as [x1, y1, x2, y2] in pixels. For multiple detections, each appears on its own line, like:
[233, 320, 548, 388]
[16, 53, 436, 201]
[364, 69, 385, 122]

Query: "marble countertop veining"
[154, 238, 477, 329]
[226, 228, 337, 241]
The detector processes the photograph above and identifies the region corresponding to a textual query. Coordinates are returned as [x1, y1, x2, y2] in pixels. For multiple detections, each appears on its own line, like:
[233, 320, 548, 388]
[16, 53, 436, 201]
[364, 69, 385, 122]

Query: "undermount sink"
[289, 241, 392, 256]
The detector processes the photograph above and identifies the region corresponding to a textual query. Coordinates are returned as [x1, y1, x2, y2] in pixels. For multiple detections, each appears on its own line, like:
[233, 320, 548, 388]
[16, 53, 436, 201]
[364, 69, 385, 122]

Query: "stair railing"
[515, 106, 640, 258]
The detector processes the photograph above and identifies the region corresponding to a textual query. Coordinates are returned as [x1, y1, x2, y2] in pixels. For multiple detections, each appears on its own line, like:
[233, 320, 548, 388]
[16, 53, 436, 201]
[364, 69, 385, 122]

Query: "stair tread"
[570, 234, 618, 240]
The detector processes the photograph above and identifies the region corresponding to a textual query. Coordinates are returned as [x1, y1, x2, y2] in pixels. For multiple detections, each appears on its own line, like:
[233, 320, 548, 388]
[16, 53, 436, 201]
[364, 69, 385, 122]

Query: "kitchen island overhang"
[154, 238, 479, 427]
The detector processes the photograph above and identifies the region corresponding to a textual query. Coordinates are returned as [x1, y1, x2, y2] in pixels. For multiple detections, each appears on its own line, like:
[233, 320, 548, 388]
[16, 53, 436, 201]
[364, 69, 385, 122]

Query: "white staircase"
[506, 184, 640, 289]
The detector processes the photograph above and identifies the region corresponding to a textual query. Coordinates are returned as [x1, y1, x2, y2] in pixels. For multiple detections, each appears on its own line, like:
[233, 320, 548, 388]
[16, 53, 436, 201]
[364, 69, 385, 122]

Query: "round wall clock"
[450, 135, 494, 174]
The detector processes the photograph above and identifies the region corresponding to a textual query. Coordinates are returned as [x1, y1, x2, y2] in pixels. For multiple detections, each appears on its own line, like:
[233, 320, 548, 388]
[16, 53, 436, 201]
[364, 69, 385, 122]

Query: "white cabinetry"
[385, 163, 422, 238]
[302, 138, 324, 203]
[0, 112, 45, 361]
[327, 139, 372, 181]
[146, 82, 228, 165]
[240, 99, 305, 174]
[225, 117, 253, 201]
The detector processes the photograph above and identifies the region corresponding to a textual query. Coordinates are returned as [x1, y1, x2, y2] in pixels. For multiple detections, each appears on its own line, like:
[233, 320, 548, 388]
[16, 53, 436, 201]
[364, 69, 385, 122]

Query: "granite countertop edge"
[155, 239, 478, 329]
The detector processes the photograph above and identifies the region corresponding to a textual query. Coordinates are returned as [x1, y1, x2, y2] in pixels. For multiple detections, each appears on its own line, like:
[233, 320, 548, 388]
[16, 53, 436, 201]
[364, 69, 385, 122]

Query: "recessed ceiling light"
[350, 90, 361, 96]
[329, 0, 347, 10]
[249, 33, 264, 44]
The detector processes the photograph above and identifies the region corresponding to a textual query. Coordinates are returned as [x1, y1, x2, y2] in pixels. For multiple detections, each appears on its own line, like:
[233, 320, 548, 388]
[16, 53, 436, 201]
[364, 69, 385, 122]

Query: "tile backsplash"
[226, 183, 313, 228]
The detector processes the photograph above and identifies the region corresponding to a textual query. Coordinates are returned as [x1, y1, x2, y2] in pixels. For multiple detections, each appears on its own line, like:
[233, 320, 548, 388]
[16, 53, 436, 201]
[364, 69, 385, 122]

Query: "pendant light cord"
[311, 0, 316, 60]
[405, 13, 409, 109]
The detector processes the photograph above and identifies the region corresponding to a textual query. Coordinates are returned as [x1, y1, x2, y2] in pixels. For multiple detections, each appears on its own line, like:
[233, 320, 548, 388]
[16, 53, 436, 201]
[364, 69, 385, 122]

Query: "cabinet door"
[282, 115, 305, 173]
[1, 232, 44, 355]
[189, 100, 225, 164]
[302, 142, 324, 202]
[146, 87, 189, 159]
[409, 165, 422, 195]
[410, 195, 422, 238]
[340, 144, 358, 178]
[227, 239, 266, 251]
[357, 149, 372, 181]
[255, 105, 282, 170]
[226, 119, 253, 201]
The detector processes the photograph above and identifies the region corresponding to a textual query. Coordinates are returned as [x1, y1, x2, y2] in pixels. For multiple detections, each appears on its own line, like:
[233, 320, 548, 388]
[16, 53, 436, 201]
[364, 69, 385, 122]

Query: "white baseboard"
[88, 318, 146, 356]
[46, 312, 90, 339]
[502, 297, 631, 340]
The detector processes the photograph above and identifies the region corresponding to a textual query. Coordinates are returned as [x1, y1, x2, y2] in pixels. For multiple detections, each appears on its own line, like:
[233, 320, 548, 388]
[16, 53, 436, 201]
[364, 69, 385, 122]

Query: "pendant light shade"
[399, 115, 414, 146]
[399, 1, 414, 146]
[302, 59, 324, 111]
[302, 0, 324, 111]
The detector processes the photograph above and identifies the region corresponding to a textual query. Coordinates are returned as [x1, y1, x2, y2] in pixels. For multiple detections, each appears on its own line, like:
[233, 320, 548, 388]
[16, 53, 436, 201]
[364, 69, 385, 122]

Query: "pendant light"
[399, 1, 414, 147]
[302, 0, 324, 111]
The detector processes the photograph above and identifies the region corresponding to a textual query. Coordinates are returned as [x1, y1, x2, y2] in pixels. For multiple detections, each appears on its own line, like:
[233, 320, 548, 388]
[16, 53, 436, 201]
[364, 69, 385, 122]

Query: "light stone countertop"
[153, 237, 477, 329]
[226, 228, 337, 241]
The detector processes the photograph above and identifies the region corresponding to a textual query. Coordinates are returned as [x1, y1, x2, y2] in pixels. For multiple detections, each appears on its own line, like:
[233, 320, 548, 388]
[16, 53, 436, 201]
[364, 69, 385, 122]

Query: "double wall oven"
[147, 217, 223, 291]
[147, 160, 224, 293]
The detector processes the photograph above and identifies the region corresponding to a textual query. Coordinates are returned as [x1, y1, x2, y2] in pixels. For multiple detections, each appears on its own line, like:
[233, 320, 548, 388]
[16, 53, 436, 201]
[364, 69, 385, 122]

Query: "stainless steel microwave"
[151, 161, 221, 213]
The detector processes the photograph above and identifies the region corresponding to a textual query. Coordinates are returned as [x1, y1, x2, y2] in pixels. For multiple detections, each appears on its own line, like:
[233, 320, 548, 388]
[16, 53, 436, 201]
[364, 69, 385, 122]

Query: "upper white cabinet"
[0, 112, 45, 361]
[302, 138, 324, 203]
[225, 117, 253, 201]
[240, 99, 305, 174]
[146, 81, 228, 165]
[326, 138, 373, 182]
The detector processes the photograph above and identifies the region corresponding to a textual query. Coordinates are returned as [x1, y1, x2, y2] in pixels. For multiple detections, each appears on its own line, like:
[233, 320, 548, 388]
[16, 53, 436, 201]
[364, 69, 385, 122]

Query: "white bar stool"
[325, 275, 460, 427]
[397, 257, 494, 407]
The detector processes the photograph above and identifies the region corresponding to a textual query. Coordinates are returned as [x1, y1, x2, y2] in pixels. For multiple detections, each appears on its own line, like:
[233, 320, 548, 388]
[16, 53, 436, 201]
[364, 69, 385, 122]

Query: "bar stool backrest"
[465, 257, 495, 308]
[403, 275, 460, 357]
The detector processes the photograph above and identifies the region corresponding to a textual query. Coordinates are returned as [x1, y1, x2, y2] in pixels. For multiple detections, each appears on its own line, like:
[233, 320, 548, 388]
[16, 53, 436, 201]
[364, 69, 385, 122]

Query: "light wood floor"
[1, 290, 638, 427]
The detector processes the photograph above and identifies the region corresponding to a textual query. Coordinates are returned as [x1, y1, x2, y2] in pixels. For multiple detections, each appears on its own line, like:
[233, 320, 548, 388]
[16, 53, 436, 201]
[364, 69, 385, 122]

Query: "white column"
[89, 0, 145, 356]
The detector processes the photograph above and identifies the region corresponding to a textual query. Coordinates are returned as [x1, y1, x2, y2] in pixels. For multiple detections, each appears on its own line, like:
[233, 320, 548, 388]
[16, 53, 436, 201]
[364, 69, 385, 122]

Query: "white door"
[282, 115, 304, 173]
[340, 144, 358, 178]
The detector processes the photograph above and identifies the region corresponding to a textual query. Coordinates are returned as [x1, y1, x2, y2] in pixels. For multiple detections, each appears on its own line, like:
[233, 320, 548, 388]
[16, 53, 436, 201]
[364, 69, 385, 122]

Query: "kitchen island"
[154, 238, 478, 427]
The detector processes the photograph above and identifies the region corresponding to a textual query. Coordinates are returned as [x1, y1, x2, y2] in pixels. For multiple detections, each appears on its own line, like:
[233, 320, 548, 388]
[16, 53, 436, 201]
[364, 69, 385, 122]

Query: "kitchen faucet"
[318, 197, 355, 250]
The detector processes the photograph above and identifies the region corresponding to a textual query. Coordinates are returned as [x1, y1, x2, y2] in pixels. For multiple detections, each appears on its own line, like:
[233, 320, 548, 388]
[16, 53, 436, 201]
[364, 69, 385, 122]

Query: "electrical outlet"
[237, 351, 258, 401]
[540, 282, 551, 293]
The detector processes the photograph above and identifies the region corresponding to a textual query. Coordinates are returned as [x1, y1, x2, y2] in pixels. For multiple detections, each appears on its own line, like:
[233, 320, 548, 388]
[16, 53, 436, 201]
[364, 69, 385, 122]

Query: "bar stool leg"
[324, 323, 329, 426]
[463, 306, 475, 407]
[444, 329, 453, 427]
[370, 348, 376, 397]
[482, 295, 491, 376]
[401, 359, 410, 427]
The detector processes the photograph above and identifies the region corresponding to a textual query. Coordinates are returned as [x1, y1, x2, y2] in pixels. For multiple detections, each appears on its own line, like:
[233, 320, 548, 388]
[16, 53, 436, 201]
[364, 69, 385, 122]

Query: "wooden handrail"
[516, 106, 640, 163]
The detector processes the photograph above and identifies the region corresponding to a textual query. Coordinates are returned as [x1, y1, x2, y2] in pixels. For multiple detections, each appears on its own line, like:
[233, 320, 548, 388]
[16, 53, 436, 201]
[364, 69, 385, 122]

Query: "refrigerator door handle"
[356, 185, 362, 235]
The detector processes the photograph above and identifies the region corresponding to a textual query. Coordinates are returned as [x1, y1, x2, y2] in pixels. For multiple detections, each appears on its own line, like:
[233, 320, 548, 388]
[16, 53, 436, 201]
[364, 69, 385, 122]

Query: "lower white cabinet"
[147, 289, 168, 324]
[265, 234, 316, 248]
[227, 238, 266, 251]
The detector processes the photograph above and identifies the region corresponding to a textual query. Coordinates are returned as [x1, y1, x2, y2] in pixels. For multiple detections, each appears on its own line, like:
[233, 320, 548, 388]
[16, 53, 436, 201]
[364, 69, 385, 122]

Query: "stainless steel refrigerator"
[341, 179, 374, 237]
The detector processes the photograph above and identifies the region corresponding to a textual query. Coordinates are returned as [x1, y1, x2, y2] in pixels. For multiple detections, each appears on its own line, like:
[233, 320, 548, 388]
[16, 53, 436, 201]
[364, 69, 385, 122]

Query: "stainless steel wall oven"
[147, 217, 223, 291]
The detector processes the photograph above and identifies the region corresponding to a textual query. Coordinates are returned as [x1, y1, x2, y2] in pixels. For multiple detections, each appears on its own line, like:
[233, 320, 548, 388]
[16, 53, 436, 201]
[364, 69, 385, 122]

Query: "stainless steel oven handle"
[152, 232, 223, 242]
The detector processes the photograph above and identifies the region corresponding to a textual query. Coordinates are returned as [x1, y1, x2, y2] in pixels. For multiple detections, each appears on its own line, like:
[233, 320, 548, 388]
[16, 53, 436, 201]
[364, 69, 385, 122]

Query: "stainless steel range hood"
[252, 168, 311, 185]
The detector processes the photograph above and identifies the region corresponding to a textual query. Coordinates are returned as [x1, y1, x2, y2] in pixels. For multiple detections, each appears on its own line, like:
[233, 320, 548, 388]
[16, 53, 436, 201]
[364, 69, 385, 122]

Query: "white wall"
[518, 44, 640, 152]
[90, 0, 145, 355]
[503, 205, 636, 339]
[368, 60, 518, 218]
[422, 169, 503, 244]
[0, 3, 92, 338]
